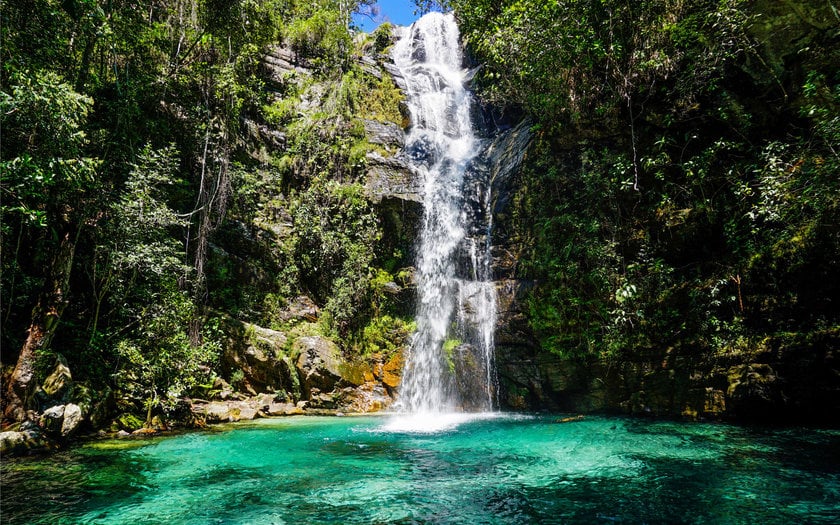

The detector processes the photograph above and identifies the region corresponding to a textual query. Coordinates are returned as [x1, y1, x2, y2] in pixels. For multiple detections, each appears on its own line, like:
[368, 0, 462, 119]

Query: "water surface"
[2, 414, 839, 524]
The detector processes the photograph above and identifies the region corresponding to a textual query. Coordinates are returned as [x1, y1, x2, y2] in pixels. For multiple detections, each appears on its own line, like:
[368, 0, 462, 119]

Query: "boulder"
[39, 402, 83, 438]
[40, 405, 66, 437]
[337, 361, 370, 387]
[60, 404, 83, 437]
[294, 336, 343, 398]
[201, 401, 241, 423]
[193, 398, 272, 424]
[307, 392, 338, 409]
[0, 429, 49, 455]
[238, 406, 260, 421]
[111, 413, 145, 433]
[338, 383, 393, 413]
[222, 320, 291, 394]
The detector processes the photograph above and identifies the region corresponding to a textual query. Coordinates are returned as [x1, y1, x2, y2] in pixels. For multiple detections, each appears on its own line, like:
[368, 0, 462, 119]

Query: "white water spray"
[390, 12, 497, 424]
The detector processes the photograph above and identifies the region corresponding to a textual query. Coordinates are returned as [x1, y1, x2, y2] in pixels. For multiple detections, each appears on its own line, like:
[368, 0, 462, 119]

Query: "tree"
[1, 72, 99, 422]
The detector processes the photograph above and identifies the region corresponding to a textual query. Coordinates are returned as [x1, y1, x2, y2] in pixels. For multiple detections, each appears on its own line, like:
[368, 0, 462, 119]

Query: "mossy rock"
[111, 413, 145, 433]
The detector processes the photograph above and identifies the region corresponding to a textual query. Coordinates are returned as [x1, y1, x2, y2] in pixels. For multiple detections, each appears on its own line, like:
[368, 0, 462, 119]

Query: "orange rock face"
[380, 351, 404, 389]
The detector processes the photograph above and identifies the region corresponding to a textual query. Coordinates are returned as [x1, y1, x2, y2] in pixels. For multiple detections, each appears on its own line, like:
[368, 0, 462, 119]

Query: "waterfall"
[391, 12, 497, 418]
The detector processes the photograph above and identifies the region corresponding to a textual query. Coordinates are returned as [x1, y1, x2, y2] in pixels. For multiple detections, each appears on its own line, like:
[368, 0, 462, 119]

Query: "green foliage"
[359, 315, 416, 356]
[452, 0, 751, 132]
[371, 23, 394, 54]
[285, 1, 353, 73]
[112, 287, 220, 421]
[356, 72, 405, 125]
[0, 71, 100, 226]
[477, 0, 840, 369]
[0, 0, 405, 425]
[290, 179, 380, 333]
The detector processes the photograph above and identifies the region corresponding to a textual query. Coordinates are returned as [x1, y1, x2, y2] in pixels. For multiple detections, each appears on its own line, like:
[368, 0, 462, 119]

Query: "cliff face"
[484, 0, 840, 423]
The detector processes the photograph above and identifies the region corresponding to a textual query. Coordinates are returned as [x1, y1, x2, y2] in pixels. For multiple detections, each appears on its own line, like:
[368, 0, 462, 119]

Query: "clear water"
[3, 415, 839, 524]
[393, 11, 497, 414]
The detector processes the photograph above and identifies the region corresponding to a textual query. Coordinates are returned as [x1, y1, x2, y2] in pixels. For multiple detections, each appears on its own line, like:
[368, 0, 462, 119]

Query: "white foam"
[379, 412, 505, 434]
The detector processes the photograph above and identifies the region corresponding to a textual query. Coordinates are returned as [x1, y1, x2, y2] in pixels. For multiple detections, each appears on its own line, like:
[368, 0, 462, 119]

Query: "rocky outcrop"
[191, 394, 304, 424]
[294, 336, 343, 398]
[365, 152, 421, 203]
[40, 403, 83, 438]
[0, 425, 50, 456]
[221, 318, 294, 395]
[262, 45, 310, 87]
[40, 355, 73, 400]
[363, 119, 405, 151]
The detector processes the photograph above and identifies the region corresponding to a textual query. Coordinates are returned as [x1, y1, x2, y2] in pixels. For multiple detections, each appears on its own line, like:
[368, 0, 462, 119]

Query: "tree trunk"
[3, 227, 77, 423]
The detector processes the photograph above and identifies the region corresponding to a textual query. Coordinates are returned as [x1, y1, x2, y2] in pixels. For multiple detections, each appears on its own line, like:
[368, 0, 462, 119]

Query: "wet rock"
[382, 61, 407, 91]
[486, 120, 532, 193]
[494, 279, 536, 346]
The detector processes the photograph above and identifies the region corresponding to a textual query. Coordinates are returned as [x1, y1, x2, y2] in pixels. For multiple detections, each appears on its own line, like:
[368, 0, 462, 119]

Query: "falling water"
[391, 12, 497, 419]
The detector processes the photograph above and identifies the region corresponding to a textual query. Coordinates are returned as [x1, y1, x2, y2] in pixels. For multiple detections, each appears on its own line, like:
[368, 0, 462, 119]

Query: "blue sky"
[352, 0, 422, 32]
